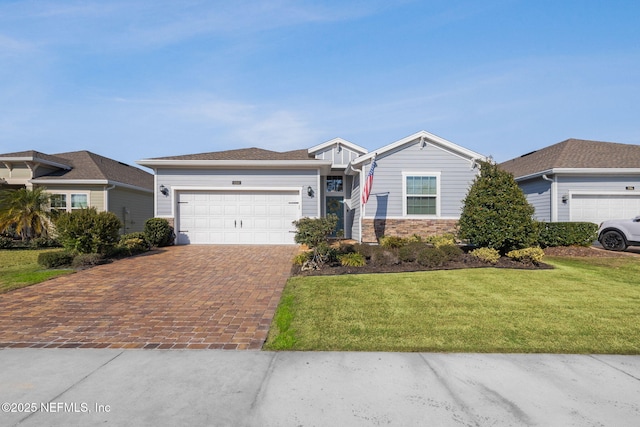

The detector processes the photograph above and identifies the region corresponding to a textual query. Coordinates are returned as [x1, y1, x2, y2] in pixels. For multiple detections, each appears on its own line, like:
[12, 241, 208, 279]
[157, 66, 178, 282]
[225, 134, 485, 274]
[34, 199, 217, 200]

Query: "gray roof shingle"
[499, 139, 640, 178]
[0, 150, 71, 168]
[148, 147, 315, 161]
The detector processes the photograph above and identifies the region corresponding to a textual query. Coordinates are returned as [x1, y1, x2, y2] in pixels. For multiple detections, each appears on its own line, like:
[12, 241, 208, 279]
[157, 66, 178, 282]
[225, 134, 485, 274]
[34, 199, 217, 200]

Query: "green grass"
[0, 249, 74, 293]
[264, 256, 640, 353]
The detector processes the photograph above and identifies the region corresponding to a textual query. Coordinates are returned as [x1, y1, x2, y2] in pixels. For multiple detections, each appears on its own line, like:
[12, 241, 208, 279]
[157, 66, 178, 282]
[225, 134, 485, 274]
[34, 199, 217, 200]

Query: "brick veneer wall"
[362, 218, 458, 242]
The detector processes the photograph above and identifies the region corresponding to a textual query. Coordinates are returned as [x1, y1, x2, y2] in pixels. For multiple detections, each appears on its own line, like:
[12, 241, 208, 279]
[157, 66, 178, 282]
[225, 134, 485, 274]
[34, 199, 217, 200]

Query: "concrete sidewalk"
[1, 349, 639, 426]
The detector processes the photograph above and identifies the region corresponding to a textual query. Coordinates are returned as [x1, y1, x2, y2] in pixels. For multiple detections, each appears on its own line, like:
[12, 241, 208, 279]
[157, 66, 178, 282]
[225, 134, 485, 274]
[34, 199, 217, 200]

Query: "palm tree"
[0, 187, 53, 241]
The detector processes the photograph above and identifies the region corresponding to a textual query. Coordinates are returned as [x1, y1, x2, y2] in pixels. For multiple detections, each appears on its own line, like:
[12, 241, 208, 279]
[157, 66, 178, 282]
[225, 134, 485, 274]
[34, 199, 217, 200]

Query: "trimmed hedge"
[37, 251, 74, 268]
[144, 218, 175, 247]
[537, 222, 599, 247]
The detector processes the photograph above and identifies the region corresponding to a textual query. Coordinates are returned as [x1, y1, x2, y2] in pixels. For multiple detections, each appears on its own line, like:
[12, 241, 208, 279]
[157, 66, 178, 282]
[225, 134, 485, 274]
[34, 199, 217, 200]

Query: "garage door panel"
[571, 194, 640, 224]
[177, 190, 299, 244]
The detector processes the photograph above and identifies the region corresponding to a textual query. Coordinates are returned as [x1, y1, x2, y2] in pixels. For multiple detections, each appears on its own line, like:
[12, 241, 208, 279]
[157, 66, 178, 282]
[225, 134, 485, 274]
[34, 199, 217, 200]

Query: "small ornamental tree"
[458, 160, 537, 254]
[293, 214, 338, 268]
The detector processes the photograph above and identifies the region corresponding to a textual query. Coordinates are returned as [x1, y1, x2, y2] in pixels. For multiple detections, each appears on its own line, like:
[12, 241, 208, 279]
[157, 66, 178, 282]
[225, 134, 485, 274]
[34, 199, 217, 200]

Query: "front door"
[326, 196, 344, 237]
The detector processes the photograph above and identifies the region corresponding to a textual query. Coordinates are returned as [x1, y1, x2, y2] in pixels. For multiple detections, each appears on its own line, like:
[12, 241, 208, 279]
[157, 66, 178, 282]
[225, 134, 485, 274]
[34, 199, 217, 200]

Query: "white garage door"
[571, 194, 640, 224]
[177, 190, 300, 244]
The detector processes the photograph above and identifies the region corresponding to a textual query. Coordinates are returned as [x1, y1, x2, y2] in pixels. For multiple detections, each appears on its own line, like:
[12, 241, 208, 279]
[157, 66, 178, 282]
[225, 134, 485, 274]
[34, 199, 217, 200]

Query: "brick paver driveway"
[0, 245, 298, 350]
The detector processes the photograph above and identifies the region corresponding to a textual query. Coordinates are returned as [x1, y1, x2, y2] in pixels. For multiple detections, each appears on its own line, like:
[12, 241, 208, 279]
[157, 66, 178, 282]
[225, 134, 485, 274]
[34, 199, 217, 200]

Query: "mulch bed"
[292, 245, 632, 277]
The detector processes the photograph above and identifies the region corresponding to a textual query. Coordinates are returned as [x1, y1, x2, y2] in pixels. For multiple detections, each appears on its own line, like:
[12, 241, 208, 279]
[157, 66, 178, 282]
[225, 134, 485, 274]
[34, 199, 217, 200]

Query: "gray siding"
[315, 146, 362, 167]
[156, 168, 320, 218]
[362, 142, 478, 219]
[557, 175, 640, 222]
[109, 187, 154, 233]
[519, 178, 552, 222]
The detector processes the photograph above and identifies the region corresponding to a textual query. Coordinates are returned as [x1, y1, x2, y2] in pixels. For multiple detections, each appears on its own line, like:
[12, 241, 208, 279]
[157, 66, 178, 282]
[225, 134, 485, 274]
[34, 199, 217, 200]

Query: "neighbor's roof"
[0, 150, 72, 169]
[499, 139, 640, 178]
[31, 151, 153, 190]
[146, 147, 315, 161]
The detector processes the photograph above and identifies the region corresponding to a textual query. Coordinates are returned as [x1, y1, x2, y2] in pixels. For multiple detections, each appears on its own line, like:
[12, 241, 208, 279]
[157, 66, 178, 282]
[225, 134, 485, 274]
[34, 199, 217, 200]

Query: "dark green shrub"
[71, 253, 107, 268]
[37, 250, 74, 268]
[398, 242, 424, 263]
[459, 161, 537, 254]
[353, 243, 373, 259]
[537, 222, 599, 247]
[417, 247, 448, 268]
[28, 236, 60, 249]
[144, 218, 175, 247]
[439, 244, 463, 261]
[338, 252, 366, 267]
[55, 208, 122, 254]
[293, 215, 338, 267]
[371, 246, 398, 266]
[379, 236, 407, 249]
[0, 236, 13, 249]
[315, 242, 339, 264]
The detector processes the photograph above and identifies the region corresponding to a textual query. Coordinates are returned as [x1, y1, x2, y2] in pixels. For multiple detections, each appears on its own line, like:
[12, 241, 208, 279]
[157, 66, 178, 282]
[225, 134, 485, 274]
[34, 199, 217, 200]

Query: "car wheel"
[600, 230, 627, 251]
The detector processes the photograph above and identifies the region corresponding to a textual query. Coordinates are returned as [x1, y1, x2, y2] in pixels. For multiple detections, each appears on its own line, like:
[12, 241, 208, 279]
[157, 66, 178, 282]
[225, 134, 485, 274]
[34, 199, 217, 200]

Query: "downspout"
[541, 174, 557, 222]
[104, 183, 116, 211]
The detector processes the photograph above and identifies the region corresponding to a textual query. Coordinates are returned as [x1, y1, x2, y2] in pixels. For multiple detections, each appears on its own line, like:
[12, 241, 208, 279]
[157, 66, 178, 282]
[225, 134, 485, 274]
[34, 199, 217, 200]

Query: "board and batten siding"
[314, 146, 362, 167]
[361, 142, 478, 219]
[556, 175, 640, 222]
[155, 168, 320, 218]
[108, 187, 154, 233]
[518, 178, 552, 222]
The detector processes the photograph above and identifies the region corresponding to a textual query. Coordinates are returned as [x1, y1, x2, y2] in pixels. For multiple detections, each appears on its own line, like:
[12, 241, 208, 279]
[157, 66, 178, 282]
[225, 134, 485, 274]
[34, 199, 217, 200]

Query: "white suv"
[598, 216, 640, 251]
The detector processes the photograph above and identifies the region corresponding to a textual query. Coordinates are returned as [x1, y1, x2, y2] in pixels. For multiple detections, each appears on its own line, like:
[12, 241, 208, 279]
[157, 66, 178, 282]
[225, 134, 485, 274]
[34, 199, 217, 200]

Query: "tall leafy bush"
[54, 208, 122, 254]
[458, 161, 537, 254]
[144, 218, 175, 247]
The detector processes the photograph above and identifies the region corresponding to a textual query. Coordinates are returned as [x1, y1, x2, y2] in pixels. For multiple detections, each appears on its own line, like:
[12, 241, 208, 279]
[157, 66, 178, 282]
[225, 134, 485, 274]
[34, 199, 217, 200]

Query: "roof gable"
[499, 139, 640, 178]
[351, 130, 486, 166]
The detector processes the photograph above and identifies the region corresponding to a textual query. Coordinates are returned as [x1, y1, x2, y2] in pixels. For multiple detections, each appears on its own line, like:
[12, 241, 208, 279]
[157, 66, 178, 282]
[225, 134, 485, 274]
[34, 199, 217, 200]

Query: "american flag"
[361, 157, 377, 205]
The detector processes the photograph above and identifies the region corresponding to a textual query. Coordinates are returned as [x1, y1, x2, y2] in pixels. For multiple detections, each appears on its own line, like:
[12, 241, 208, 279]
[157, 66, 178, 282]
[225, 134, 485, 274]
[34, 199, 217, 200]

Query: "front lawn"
[0, 249, 74, 293]
[265, 256, 640, 353]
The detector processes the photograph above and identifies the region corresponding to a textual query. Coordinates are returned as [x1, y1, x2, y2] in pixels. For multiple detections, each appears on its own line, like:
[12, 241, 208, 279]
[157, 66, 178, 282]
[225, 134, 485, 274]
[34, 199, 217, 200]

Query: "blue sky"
[1, 0, 639, 170]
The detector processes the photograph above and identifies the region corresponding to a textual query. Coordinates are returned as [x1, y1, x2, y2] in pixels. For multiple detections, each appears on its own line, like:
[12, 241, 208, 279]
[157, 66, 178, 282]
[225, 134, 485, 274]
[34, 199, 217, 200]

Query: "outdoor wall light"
[562, 194, 568, 203]
[160, 184, 169, 196]
[307, 186, 314, 197]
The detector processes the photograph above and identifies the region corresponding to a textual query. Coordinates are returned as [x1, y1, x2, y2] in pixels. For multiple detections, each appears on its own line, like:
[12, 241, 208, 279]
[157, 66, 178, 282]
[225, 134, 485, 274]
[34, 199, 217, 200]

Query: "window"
[49, 193, 89, 212]
[404, 174, 439, 216]
[326, 176, 343, 192]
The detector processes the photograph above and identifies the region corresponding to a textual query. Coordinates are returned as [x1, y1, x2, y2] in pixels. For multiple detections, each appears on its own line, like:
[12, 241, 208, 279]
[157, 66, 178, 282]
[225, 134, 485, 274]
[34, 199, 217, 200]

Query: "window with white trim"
[404, 174, 439, 216]
[49, 193, 89, 212]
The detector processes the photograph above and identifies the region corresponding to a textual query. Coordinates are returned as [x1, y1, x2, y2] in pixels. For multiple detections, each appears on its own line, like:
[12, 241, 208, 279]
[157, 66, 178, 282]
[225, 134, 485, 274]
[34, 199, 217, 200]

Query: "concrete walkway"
[1, 349, 639, 426]
[0, 245, 298, 350]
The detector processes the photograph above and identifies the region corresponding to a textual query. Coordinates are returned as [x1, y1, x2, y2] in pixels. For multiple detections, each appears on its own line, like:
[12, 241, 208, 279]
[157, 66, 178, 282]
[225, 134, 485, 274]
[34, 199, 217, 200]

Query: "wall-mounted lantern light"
[307, 186, 314, 197]
[160, 184, 169, 196]
[561, 194, 568, 203]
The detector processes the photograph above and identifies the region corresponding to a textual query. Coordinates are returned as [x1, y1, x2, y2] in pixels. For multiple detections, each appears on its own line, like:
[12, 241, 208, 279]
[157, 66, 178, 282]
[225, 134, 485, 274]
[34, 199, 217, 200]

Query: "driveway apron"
[0, 245, 298, 350]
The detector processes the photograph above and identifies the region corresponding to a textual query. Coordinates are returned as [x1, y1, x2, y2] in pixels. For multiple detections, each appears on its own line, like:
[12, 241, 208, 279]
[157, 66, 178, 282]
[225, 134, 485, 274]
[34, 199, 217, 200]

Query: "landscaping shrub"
[0, 236, 13, 249]
[398, 242, 424, 262]
[407, 234, 423, 243]
[71, 253, 106, 268]
[144, 218, 175, 247]
[417, 247, 448, 268]
[438, 244, 463, 261]
[506, 247, 545, 265]
[379, 236, 407, 249]
[424, 233, 456, 248]
[470, 247, 501, 264]
[28, 236, 60, 249]
[37, 250, 74, 268]
[537, 222, 599, 247]
[338, 252, 366, 267]
[458, 161, 537, 253]
[55, 208, 122, 254]
[371, 246, 398, 266]
[293, 215, 338, 268]
[117, 232, 151, 256]
[353, 243, 373, 259]
[293, 251, 312, 266]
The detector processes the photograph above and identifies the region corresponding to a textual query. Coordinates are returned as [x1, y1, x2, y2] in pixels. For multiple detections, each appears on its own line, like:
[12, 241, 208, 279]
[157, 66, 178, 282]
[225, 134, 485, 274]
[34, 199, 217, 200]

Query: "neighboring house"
[0, 150, 154, 233]
[137, 131, 486, 245]
[499, 139, 640, 225]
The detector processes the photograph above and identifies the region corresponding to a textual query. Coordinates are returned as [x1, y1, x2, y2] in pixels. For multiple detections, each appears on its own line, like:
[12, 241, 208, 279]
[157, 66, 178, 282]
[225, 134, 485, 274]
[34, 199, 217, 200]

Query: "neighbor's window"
[71, 194, 88, 210]
[50, 194, 67, 211]
[326, 176, 343, 192]
[405, 175, 438, 215]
